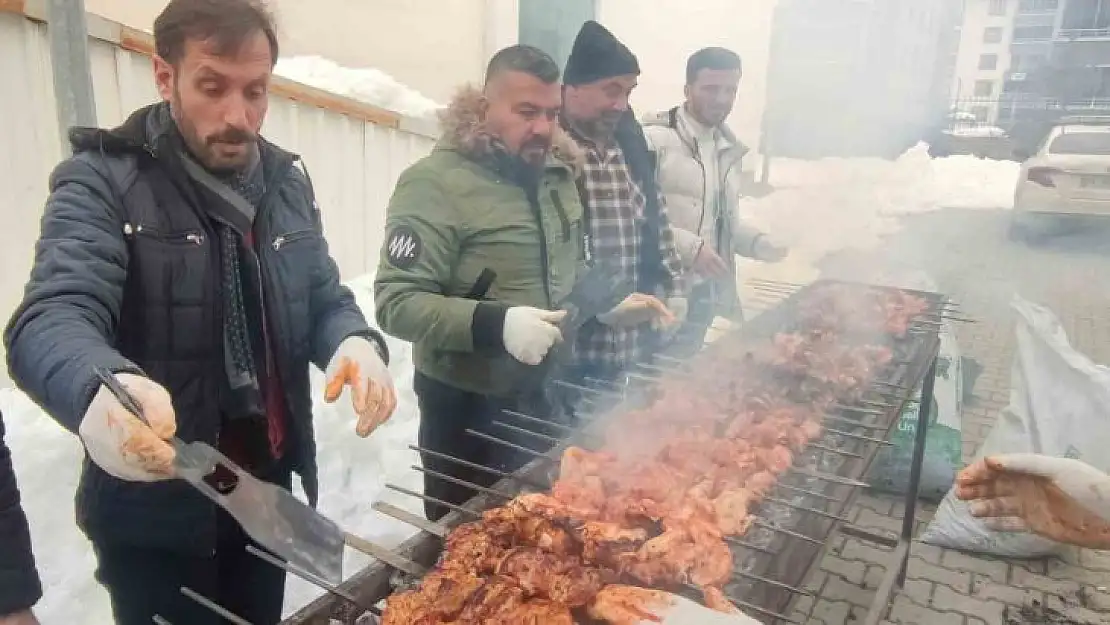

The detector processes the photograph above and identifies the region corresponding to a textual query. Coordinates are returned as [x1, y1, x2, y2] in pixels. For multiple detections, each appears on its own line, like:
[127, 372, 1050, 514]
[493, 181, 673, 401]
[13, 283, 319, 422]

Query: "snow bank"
[736, 143, 1020, 268]
[275, 56, 443, 121]
[4, 273, 423, 623]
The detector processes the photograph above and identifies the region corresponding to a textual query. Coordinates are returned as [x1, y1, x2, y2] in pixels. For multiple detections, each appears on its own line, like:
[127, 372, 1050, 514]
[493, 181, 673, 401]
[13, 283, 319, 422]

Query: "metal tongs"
[93, 367, 346, 583]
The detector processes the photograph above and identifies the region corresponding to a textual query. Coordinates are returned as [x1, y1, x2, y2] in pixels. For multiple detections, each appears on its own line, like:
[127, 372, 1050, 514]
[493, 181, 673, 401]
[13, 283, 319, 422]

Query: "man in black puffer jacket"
[4, 1, 396, 623]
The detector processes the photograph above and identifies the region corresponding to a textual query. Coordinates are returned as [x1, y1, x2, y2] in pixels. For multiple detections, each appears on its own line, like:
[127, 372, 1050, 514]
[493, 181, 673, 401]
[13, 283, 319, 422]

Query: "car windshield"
[1048, 130, 1110, 156]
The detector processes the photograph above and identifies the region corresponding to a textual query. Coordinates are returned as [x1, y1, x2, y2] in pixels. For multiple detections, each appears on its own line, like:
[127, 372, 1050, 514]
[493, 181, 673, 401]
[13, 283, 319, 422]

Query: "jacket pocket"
[271, 228, 317, 252]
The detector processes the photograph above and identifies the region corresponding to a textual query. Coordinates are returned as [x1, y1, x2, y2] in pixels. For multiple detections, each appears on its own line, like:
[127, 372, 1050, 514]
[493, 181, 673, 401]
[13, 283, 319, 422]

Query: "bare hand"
[692, 244, 730, 279]
[956, 455, 1110, 550]
[0, 610, 41, 625]
[597, 293, 675, 328]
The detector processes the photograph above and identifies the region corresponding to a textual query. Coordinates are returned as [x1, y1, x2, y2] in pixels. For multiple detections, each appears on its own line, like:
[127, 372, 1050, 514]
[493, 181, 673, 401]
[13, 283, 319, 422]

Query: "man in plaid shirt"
[560, 21, 688, 385]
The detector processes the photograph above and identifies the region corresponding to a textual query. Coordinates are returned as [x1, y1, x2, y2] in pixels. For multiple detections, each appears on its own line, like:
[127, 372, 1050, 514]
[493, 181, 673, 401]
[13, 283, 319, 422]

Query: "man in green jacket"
[375, 45, 585, 520]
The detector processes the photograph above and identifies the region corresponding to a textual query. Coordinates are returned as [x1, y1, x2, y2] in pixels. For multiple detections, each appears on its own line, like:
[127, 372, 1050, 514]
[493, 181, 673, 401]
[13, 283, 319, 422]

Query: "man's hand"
[325, 337, 397, 438]
[503, 307, 566, 366]
[653, 297, 687, 336]
[753, 236, 788, 263]
[597, 294, 674, 328]
[956, 454, 1110, 550]
[78, 374, 176, 482]
[692, 243, 730, 279]
[0, 610, 40, 625]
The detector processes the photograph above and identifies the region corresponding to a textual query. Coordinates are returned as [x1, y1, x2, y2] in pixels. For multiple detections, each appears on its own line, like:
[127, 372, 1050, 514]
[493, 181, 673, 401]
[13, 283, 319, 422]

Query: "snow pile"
[3, 274, 423, 623]
[737, 143, 1020, 268]
[275, 56, 444, 121]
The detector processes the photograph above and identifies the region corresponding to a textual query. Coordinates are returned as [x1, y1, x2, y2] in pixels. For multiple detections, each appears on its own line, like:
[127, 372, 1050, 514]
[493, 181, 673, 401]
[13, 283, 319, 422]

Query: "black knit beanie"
[564, 20, 640, 86]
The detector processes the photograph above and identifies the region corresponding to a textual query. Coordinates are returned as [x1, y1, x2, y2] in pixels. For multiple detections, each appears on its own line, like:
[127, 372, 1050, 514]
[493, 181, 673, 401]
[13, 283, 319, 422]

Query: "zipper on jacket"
[272, 228, 315, 251]
[549, 190, 572, 242]
[124, 223, 206, 246]
[528, 184, 553, 308]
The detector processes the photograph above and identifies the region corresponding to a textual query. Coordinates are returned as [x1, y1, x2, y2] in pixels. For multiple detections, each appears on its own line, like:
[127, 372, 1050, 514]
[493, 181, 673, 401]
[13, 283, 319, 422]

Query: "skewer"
[807, 442, 863, 458]
[750, 519, 823, 545]
[180, 587, 253, 625]
[761, 496, 852, 522]
[823, 427, 894, 446]
[501, 409, 576, 434]
[152, 617, 173, 625]
[374, 502, 449, 539]
[725, 536, 778, 555]
[464, 429, 559, 463]
[553, 379, 611, 396]
[411, 445, 548, 490]
[774, 481, 839, 502]
[731, 569, 814, 597]
[788, 467, 870, 488]
[490, 420, 562, 445]
[386, 483, 482, 519]
[832, 404, 885, 415]
[412, 465, 513, 502]
[245, 545, 383, 616]
[821, 414, 887, 431]
[583, 376, 625, 390]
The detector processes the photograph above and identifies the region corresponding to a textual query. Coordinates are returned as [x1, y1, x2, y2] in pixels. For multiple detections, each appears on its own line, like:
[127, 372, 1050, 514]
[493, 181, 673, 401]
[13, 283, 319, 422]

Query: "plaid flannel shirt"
[572, 137, 686, 372]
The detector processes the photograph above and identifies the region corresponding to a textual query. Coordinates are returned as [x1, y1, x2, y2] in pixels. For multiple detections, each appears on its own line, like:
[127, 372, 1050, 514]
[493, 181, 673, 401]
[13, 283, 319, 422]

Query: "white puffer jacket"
[643, 106, 767, 317]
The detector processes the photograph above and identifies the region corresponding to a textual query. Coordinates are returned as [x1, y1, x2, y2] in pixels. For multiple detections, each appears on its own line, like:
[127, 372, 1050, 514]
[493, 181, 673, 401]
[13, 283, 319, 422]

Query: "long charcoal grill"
[274, 278, 965, 625]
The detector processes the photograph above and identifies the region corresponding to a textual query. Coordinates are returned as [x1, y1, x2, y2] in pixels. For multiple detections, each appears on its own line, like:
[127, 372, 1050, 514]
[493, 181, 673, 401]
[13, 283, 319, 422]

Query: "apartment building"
[951, 0, 1109, 126]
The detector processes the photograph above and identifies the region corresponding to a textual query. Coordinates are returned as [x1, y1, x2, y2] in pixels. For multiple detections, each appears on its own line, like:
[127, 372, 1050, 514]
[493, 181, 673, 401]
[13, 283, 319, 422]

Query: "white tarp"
[921, 296, 1110, 557]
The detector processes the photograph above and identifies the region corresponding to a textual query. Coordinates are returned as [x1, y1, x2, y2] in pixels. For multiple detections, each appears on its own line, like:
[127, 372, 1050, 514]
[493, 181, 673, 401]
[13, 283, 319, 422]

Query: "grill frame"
[281, 279, 952, 625]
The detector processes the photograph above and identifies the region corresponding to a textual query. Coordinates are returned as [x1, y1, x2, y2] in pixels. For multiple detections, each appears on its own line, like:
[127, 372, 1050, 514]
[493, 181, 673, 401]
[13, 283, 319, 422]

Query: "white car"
[1010, 118, 1110, 241]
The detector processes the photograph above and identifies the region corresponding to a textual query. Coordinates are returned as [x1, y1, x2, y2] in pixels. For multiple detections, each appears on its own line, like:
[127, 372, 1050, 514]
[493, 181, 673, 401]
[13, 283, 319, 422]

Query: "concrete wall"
[82, 0, 520, 103]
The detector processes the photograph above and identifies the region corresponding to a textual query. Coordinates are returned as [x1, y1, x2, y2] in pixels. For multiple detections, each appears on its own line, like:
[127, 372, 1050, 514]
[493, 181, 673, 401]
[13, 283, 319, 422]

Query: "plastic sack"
[866, 321, 965, 502]
[920, 296, 1110, 557]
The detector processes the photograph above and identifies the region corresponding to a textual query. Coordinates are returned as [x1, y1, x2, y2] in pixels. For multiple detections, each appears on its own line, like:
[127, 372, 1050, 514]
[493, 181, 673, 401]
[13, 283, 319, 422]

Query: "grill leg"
[896, 352, 938, 588]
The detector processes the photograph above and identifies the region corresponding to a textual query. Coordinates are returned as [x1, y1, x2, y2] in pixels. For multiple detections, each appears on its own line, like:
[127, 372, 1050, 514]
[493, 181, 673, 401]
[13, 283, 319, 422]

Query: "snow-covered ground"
[4, 146, 1021, 623]
[275, 56, 443, 121]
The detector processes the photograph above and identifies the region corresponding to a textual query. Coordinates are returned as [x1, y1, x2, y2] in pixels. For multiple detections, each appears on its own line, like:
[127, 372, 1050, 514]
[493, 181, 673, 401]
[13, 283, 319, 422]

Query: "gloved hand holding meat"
[78, 374, 177, 482]
[956, 453, 1110, 550]
[324, 336, 398, 438]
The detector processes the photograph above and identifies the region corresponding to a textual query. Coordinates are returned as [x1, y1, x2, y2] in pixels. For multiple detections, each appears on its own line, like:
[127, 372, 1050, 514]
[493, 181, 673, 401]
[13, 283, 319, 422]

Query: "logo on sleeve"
[386, 226, 422, 269]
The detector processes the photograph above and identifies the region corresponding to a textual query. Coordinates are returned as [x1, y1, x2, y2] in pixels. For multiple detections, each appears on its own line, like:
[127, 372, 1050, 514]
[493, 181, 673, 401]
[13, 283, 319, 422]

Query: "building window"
[1012, 24, 1055, 41]
[974, 80, 995, 97]
[971, 106, 991, 122]
[979, 53, 999, 70]
[1018, 0, 1058, 12]
[989, 0, 1008, 16]
[983, 26, 1004, 43]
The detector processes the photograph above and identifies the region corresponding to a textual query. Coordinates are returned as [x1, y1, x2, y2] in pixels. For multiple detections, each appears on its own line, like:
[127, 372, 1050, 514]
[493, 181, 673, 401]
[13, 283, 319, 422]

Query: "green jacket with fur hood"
[374, 86, 586, 397]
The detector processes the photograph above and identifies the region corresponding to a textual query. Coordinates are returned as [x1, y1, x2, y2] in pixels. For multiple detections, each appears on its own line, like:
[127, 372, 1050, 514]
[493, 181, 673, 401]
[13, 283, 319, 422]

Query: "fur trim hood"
[437, 84, 584, 174]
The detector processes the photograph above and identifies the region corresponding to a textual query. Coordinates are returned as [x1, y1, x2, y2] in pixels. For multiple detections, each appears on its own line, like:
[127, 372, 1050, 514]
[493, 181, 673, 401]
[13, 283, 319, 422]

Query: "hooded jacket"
[643, 106, 768, 318]
[374, 86, 587, 397]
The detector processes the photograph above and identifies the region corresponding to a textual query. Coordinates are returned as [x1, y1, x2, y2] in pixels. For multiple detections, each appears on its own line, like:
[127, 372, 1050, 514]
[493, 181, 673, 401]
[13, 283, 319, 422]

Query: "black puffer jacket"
[4, 103, 385, 554]
[0, 410, 42, 616]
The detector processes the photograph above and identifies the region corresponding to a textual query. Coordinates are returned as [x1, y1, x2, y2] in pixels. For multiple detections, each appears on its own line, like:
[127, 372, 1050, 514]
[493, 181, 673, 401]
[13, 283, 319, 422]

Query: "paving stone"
[971, 576, 1045, 607]
[841, 538, 895, 566]
[822, 573, 875, 608]
[940, 549, 1009, 583]
[909, 541, 943, 565]
[1079, 586, 1110, 612]
[901, 578, 934, 605]
[1046, 556, 1110, 586]
[855, 507, 905, 535]
[810, 599, 852, 624]
[855, 493, 895, 516]
[1079, 549, 1110, 572]
[931, 584, 1005, 623]
[822, 555, 867, 585]
[904, 556, 973, 593]
[1010, 564, 1083, 600]
[888, 596, 965, 625]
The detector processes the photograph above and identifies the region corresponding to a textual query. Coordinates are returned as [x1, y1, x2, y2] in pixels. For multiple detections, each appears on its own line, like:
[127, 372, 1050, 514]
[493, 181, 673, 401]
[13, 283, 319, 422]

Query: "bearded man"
[5, 0, 395, 622]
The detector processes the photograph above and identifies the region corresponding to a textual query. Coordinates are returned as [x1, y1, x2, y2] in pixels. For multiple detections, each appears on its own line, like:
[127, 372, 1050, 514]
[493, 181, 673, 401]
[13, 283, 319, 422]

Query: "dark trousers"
[415, 373, 555, 521]
[91, 470, 291, 625]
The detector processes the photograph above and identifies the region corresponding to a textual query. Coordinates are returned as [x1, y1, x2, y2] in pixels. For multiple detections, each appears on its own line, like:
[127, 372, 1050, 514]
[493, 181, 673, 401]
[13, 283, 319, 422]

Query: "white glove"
[653, 297, 688, 335]
[78, 373, 177, 482]
[324, 336, 397, 438]
[597, 293, 674, 328]
[503, 307, 566, 366]
[753, 236, 788, 262]
[956, 453, 1110, 549]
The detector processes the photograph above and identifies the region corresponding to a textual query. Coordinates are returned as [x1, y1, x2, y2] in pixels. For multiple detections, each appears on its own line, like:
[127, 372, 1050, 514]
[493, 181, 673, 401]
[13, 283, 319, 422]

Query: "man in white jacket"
[643, 47, 787, 353]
